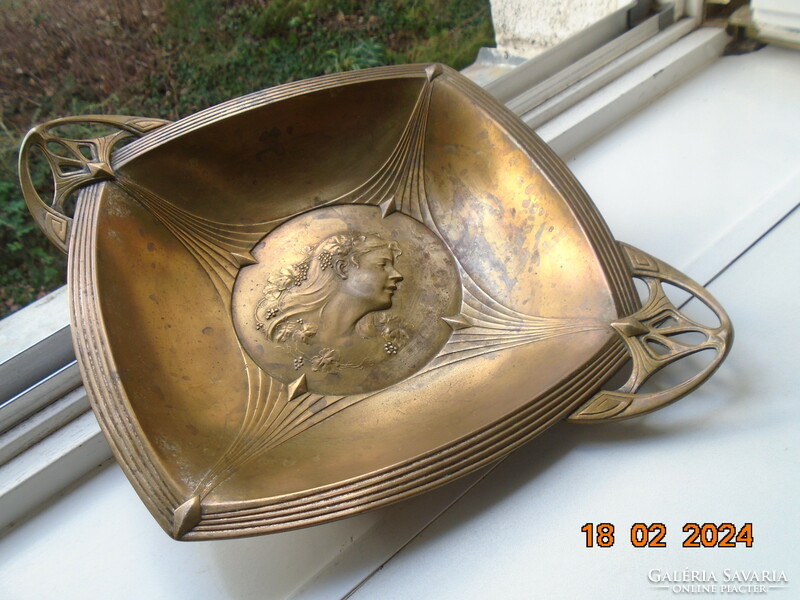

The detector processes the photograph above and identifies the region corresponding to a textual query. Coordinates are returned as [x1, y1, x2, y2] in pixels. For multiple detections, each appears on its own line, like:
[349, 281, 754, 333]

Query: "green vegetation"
[0, 0, 494, 317]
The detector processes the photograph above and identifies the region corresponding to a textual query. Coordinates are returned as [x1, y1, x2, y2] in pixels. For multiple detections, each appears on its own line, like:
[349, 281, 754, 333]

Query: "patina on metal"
[19, 63, 732, 540]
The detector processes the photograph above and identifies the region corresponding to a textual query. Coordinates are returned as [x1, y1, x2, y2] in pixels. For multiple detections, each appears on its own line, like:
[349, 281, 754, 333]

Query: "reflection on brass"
[20, 64, 732, 540]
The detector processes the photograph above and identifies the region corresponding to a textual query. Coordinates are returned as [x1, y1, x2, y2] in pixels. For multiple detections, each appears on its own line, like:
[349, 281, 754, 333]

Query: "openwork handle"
[18, 115, 169, 253]
[569, 243, 733, 422]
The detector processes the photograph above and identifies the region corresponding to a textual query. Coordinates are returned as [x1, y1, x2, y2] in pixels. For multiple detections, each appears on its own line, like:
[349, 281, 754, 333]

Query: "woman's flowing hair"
[255, 231, 401, 340]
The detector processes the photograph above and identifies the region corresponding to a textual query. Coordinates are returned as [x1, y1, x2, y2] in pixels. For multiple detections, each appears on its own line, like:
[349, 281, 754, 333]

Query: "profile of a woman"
[254, 231, 407, 373]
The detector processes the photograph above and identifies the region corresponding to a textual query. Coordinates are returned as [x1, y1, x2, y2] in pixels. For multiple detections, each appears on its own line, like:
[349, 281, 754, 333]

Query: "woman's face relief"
[233, 205, 462, 395]
[339, 246, 404, 312]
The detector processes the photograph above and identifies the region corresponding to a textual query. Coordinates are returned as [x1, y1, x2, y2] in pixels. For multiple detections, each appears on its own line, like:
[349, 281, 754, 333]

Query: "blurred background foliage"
[0, 0, 494, 317]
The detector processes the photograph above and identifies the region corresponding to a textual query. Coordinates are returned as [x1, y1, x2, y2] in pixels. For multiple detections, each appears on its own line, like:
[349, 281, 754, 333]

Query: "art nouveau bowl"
[19, 64, 732, 540]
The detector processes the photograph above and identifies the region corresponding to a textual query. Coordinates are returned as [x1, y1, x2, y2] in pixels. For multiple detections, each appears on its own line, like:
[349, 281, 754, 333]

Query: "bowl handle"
[18, 115, 169, 253]
[568, 243, 733, 423]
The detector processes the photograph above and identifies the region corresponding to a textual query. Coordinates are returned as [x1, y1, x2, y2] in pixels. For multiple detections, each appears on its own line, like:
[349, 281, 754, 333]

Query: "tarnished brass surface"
[20, 64, 732, 540]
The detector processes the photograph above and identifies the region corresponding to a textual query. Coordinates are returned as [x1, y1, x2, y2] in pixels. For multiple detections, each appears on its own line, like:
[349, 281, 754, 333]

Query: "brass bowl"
[19, 64, 732, 540]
